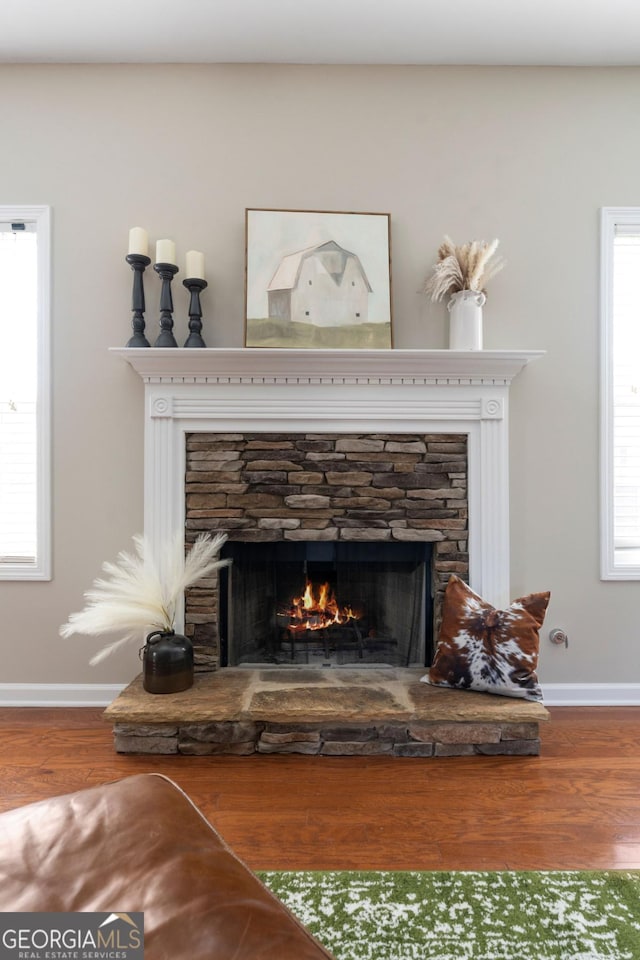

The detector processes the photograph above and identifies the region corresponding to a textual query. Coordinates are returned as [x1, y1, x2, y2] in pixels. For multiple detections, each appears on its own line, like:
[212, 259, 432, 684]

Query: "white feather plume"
[60, 532, 229, 665]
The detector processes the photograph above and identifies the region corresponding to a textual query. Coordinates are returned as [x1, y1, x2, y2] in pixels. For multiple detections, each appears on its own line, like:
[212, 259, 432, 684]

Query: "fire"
[284, 579, 359, 632]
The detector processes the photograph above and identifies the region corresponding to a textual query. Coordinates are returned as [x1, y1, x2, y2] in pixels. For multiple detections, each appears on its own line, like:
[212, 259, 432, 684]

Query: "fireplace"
[219, 540, 432, 667]
[112, 346, 544, 658]
[107, 348, 549, 757]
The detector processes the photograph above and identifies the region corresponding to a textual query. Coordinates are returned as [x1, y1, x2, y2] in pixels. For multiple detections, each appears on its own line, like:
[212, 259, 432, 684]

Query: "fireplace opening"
[219, 541, 433, 668]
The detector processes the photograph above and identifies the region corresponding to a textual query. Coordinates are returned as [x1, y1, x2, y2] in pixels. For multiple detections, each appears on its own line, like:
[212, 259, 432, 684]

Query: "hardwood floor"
[0, 706, 639, 872]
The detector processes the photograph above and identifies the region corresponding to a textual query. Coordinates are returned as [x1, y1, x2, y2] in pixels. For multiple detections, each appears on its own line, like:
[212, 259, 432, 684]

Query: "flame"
[284, 579, 359, 633]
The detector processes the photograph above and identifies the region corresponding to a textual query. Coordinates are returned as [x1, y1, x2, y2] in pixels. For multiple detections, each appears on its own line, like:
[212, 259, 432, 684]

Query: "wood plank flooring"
[0, 706, 639, 872]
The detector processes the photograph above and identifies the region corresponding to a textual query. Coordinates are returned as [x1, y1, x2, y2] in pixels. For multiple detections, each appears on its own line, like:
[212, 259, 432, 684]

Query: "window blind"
[612, 229, 640, 550]
[0, 227, 38, 563]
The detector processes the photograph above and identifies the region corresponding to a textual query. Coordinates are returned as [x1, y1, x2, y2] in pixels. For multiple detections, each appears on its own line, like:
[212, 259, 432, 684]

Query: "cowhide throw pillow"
[423, 575, 550, 701]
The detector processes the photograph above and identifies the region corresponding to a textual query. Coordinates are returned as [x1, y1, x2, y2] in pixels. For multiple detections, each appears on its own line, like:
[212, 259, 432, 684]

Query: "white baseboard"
[0, 682, 639, 708]
[541, 683, 640, 706]
[0, 684, 126, 707]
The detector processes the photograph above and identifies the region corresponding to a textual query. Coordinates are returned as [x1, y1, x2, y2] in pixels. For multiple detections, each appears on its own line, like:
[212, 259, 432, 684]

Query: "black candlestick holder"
[125, 253, 151, 347]
[153, 262, 179, 347]
[182, 278, 208, 348]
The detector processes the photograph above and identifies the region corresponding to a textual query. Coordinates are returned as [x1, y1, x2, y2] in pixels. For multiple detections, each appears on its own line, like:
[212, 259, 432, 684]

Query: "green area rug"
[258, 870, 640, 960]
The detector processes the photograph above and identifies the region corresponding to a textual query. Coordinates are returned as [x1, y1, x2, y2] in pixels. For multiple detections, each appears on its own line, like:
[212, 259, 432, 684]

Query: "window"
[0, 206, 51, 580]
[600, 208, 640, 579]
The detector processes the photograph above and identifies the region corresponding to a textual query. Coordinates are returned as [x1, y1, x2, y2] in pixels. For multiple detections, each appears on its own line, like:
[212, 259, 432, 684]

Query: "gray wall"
[1, 63, 638, 685]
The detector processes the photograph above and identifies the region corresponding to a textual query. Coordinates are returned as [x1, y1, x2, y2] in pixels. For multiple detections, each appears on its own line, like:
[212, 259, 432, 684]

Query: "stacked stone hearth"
[183, 432, 469, 670]
[106, 669, 548, 757]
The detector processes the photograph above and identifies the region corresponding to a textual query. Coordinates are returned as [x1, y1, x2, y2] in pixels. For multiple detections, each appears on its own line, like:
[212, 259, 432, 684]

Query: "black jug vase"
[140, 629, 194, 694]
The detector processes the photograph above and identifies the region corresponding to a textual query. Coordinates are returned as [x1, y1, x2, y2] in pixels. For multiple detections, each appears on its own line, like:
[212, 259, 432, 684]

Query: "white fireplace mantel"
[112, 347, 544, 616]
[111, 347, 543, 386]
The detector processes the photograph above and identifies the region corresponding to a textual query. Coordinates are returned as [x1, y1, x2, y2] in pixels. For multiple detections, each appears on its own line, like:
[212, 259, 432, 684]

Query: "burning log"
[277, 578, 360, 633]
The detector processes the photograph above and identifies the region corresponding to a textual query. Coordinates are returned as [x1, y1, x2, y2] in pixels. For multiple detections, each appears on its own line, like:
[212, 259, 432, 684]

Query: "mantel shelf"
[111, 347, 545, 384]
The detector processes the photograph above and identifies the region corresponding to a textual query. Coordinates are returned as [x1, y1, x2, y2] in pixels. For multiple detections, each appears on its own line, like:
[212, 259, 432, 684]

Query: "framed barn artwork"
[244, 209, 393, 349]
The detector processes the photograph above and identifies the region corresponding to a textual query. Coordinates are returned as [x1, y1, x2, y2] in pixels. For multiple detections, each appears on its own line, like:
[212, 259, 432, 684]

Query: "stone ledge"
[106, 668, 548, 757]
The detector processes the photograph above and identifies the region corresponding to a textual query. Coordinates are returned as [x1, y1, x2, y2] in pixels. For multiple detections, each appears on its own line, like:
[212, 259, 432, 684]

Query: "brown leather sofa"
[0, 773, 336, 959]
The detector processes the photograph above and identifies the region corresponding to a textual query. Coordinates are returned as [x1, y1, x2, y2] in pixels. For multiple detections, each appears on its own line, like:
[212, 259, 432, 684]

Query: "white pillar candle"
[155, 239, 176, 264]
[128, 226, 148, 257]
[185, 250, 205, 280]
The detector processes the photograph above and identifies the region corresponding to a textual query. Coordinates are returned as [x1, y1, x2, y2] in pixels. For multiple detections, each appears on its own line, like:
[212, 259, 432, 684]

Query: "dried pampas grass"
[60, 532, 229, 664]
[424, 235, 505, 302]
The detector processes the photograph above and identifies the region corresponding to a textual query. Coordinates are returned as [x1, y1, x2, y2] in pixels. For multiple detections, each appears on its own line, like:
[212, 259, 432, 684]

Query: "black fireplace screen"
[219, 541, 432, 667]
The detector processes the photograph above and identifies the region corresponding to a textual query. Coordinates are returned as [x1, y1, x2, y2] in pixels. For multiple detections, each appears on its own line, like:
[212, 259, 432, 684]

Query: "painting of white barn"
[268, 240, 371, 327]
[245, 209, 392, 349]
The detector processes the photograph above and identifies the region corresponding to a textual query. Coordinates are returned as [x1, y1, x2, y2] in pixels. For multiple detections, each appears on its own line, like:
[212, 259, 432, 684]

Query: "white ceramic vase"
[447, 289, 485, 350]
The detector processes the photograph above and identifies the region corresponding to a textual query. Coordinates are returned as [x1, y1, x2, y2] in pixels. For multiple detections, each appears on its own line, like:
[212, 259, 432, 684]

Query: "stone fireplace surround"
[107, 347, 548, 756]
[184, 429, 469, 669]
